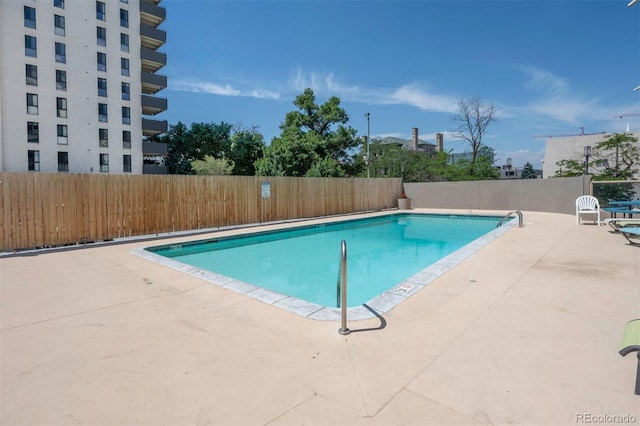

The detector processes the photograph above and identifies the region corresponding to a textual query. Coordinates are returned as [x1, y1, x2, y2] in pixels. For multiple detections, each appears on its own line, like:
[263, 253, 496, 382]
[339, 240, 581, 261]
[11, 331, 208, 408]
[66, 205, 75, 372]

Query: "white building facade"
[0, 0, 167, 174]
[542, 132, 640, 179]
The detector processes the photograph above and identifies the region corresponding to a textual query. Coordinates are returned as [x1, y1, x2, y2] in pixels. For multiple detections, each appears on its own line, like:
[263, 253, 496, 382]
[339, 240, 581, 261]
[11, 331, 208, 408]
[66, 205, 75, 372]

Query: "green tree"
[255, 88, 360, 177]
[553, 133, 640, 179]
[361, 140, 407, 178]
[162, 121, 233, 174]
[553, 159, 584, 177]
[429, 151, 460, 182]
[361, 140, 499, 182]
[228, 127, 265, 175]
[593, 182, 635, 206]
[162, 121, 192, 174]
[446, 146, 499, 181]
[189, 121, 233, 159]
[520, 162, 537, 179]
[590, 133, 640, 180]
[306, 156, 345, 177]
[190, 156, 234, 175]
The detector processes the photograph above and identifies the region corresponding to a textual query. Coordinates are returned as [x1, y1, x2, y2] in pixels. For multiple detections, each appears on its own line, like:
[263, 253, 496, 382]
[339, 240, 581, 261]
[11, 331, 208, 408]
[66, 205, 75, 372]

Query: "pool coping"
[130, 211, 519, 321]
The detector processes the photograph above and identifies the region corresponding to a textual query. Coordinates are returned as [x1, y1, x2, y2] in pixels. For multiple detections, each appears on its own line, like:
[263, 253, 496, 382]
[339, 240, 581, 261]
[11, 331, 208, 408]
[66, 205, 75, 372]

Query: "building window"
[120, 33, 129, 52]
[97, 26, 106, 46]
[96, 1, 106, 20]
[24, 6, 36, 29]
[120, 9, 129, 27]
[54, 14, 65, 36]
[56, 70, 67, 91]
[27, 93, 38, 115]
[26, 64, 38, 86]
[58, 152, 69, 172]
[122, 130, 131, 149]
[121, 58, 129, 76]
[25, 35, 37, 57]
[99, 128, 108, 147]
[28, 150, 40, 171]
[57, 124, 68, 144]
[27, 122, 39, 143]
[99, 153, 109, 172]
[56, 97, 67, 118]
[55, 42, 66, 63]
[122, 106, 131, 124]
[97, 52, 107, 71]
[54, 0, 64, 9]
[121, 82, 130, 100]
[123, 155, 132, 173]
[98, 103, 108, 122]
[98, 78, 107, 97]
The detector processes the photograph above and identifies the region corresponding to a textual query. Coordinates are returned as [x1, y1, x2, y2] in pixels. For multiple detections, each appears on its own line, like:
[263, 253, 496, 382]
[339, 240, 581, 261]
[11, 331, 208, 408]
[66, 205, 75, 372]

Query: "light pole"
[365, 112, 370, 178]
[584, 145, 592, 175]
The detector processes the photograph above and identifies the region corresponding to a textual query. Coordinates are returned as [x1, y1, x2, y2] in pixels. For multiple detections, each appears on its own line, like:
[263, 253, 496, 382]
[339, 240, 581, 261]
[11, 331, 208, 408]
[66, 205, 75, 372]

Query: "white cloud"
[525, 97, 601, 125]
[520, 65, 568, 96]
[290, 69, 459, 113]
[290, 69, 362, 97]
[387, 84, 459, 113]
[514, 65, 626, 126]
[171, 78, 281, 100]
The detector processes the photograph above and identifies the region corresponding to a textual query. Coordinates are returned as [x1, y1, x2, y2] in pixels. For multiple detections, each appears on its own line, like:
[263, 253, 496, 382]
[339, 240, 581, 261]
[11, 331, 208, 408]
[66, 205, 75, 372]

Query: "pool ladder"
[337, 240, 350, 335]
[498, 210, 524, 228]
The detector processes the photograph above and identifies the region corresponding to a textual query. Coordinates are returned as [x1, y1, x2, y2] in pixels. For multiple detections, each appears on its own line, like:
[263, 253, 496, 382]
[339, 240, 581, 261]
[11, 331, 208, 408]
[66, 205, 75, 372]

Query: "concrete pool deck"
[1, 209, 638, 425]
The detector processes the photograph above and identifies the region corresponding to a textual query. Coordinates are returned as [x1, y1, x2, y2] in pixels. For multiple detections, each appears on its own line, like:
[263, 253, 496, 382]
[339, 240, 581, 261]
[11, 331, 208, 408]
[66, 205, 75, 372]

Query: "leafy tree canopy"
[553, 133, 640, 180]
[359, 140, 499, 182]
[590, 133, 640, 180]
[162, 122, 264, 175]
[255, 88, 360, 177]
[228, 127, 265, 175]
[520, 162, 537, 179]
[191, 156, 234, 175]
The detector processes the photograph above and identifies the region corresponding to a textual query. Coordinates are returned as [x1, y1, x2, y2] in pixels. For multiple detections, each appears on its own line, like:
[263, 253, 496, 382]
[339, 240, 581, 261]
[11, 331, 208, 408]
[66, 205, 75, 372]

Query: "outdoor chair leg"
[635, 353, 640, 395]
[619, 319, 640, 395]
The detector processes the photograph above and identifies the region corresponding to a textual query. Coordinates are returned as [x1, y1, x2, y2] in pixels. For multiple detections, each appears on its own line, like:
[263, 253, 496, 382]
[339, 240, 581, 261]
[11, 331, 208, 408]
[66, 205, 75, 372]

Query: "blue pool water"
[146, 214, 503, 308]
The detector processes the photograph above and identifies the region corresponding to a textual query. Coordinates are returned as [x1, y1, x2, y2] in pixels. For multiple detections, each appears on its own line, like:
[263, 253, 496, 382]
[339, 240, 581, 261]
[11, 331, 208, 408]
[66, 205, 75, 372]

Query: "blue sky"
[160, 0, 640, 169]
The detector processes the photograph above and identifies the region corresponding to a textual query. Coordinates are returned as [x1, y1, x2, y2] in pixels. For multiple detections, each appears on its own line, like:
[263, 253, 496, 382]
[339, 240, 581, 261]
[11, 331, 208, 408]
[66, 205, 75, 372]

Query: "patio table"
[607, 200, 640, 218]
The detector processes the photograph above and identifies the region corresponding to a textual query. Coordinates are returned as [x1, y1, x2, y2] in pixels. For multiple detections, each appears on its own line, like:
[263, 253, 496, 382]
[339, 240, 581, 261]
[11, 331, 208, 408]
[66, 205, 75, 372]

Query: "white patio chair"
[576, 195, 601, 226]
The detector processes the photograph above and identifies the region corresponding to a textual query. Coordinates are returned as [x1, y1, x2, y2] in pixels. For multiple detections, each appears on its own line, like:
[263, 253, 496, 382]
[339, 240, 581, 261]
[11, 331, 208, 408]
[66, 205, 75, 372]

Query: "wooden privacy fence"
[0, 173, 402, 251]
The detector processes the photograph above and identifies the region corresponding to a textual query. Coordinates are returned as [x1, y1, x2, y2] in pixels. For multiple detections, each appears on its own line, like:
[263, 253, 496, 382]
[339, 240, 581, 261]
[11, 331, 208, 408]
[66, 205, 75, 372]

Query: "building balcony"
[143, 141, 168, 155]
[140, 23, 166, 50]
[142, 118, 168, 137]
[141, 71, 167, 95]
[143, 164, 168, 174]
[142, 94, 168, 116]
[141, 47, 166, 73]
[140, 0, 165, 28]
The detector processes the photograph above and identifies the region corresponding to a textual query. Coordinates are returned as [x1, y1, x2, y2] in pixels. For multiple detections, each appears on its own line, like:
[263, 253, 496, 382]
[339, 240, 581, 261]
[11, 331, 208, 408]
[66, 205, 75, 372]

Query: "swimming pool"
[133, 212, 516, 320]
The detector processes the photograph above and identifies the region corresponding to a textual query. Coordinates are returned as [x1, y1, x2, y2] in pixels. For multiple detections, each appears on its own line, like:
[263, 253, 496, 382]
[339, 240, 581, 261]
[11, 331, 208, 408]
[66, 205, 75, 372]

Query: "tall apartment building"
[0, 0, 168, 174]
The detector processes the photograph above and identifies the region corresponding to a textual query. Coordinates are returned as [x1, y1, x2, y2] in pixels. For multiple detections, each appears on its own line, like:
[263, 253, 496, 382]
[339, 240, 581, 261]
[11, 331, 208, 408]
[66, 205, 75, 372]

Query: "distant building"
[0, 0, 168, 174]
[542, 131, 640, 178]
[379, 128, 439, 156]
[448, 150, 498, 166]
[498, 164, 543, 179]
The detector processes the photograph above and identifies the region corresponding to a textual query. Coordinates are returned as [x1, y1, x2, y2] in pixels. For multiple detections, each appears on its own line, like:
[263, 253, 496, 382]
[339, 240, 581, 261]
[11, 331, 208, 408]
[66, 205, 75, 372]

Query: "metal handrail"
[498, 210, 524, 228]
[337, 240, 350, 335]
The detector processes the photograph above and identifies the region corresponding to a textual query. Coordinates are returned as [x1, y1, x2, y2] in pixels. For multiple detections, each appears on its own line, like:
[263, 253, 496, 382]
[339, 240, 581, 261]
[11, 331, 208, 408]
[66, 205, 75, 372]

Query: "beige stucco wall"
[404, 177, 586, 215]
